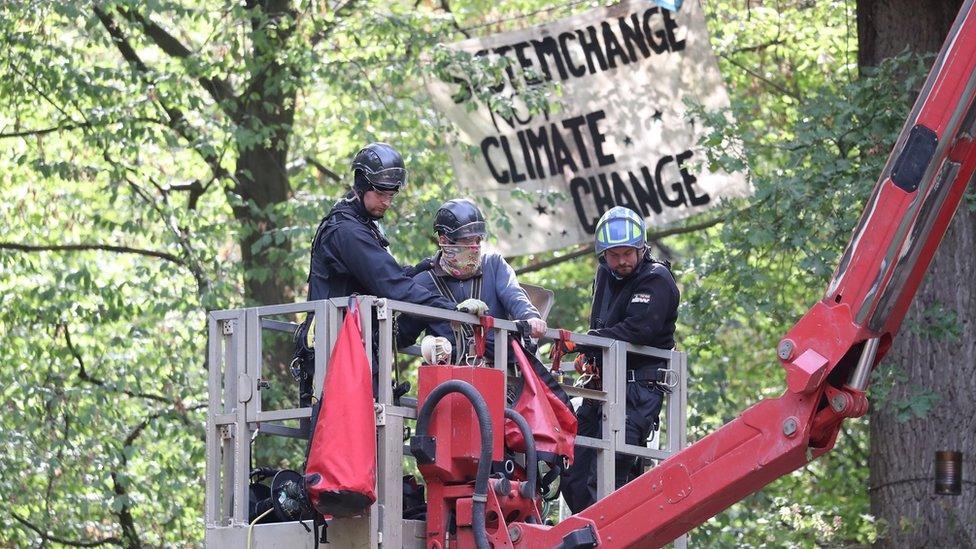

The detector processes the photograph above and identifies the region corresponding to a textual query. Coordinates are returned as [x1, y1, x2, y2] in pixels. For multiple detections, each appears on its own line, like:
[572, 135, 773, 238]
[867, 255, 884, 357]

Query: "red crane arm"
[515, 1, 976, 546]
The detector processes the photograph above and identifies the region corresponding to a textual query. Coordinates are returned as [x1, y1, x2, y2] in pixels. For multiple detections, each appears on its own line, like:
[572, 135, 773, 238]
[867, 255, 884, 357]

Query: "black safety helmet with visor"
[434, 199, 487, 242]
[351, 142, 407, 194]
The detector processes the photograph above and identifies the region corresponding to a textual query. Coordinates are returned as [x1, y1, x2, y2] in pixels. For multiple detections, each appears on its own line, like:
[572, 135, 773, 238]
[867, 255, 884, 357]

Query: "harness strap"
[473, 315, 494, 359]
[626, 366, 678, 390]
[548, 329, 575, 373]
[626, 368, 667, 383]
[314, 515, 328, 547]
[430, 270, 483, 344]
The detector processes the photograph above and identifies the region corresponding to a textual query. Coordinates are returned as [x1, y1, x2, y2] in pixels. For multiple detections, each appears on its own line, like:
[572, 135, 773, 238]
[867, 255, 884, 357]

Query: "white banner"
[427, 0, 750, 255]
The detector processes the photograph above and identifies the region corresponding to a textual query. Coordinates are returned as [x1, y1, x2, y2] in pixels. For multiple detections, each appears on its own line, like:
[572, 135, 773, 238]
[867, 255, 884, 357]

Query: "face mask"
[439, 243, 483, 279]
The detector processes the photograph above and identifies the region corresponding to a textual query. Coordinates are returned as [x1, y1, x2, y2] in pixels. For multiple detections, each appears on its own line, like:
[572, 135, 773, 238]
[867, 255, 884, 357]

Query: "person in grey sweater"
[395, 199, 546, 361]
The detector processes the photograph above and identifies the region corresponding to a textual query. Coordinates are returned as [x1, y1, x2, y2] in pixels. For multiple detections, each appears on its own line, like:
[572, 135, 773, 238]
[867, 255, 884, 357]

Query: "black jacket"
[307, 196, 454, 309]
[588, 253, 679, 370]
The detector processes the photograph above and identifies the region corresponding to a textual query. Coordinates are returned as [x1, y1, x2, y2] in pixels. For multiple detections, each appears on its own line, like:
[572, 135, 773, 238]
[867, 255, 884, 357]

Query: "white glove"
[456, 298, 489, 316]
[420, 335, 453, 365]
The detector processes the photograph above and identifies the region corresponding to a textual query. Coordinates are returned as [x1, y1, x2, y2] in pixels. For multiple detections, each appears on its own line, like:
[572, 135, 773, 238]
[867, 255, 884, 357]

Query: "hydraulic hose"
[414, 380, 493, 549]
[504, 408, 538, 500]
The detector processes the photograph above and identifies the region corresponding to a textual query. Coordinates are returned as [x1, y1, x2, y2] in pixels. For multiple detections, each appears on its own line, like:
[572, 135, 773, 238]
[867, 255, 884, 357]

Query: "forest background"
[1, 0, 973, 547]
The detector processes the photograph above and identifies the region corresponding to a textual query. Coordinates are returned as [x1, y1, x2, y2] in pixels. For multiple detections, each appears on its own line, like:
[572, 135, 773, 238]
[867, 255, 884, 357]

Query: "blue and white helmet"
[595, 207, 646, 255]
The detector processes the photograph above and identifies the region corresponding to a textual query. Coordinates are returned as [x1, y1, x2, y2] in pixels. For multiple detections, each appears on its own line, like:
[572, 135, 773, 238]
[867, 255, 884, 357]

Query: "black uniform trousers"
[562, 377, 664, 514]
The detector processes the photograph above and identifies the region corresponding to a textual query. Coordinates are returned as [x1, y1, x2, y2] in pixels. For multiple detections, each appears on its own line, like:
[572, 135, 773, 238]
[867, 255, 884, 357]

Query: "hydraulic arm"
[508, 0, 976, 546]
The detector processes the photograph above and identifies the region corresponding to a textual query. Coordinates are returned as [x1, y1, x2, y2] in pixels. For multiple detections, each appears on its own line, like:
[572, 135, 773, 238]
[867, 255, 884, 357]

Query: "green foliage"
[0, 0, 587, 545]
[870, 359, 942, 423]
[867, 301, 954, 424]
[905, 300, 963, 343]
[0, 0, 935, 546]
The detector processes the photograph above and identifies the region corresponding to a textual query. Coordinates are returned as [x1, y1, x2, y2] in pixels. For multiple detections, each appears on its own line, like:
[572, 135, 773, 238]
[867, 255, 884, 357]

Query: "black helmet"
[351, 142, 407, 192]
[434, 199, 487, 241]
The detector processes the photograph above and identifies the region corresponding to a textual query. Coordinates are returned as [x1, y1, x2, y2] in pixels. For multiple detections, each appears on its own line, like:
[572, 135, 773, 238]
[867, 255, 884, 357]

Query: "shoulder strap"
[321, 204, 390, 248]
[647, 258, 677, 287]
[590, 272, 605, 329]
[307, 214, 333, 284]
[472, 276, 482, 301]
[429, 273, 484, 342]
[430, 272, 457, 302]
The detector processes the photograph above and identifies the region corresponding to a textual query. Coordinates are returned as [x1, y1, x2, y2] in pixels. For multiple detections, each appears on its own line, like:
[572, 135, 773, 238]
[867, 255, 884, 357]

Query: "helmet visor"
[595, 218, 644, 254]
[362, 166, 407, 191]
[440, 220, 487, 241]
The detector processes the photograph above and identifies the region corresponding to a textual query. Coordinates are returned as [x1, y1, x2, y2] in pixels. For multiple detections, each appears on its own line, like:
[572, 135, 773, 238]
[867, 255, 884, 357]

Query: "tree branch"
[92, 5, 237, 193]
[165, 177, 216, 210]
[101, 151, 211, 297]
[124, 172, 210, 295]
[108, 471, 140, 547]
[514, 213, 728, 275]
[0, 242, 184, 266]
[309, 0, 362, 47]
[111, 404, 207, 547]
[718, 53, 801, 100]
[93, 7, 183, 130]
[115, 5, 238, 118]
[1, 121, 91, 138]
[6, 62, 84, 125]
[0, 117, 164, 140]
[60, 323, 175, 405]
[302, 156, 342, 181]
[109, 402, 205, 547]
[36, 409, 72, 549]
[10, 511, 122, 547]
[648, 213, 728, 239]
[513, 245, 590, 276]
[439, 0, 471, 39]
[652, 239, 676, 261]
[725, 38, 786, 56]
[122, 404, 206, 452]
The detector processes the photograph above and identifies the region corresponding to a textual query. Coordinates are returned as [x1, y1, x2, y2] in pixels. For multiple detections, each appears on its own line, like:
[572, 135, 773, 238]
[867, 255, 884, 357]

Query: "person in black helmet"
[299, 143, 490, 401]
[306, 142, 457, 308]
[395, 198, 546, 361]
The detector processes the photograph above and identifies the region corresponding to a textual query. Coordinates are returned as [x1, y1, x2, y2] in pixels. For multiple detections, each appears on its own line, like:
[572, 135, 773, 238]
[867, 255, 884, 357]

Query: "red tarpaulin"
[506, 339, 577, 465]
[304, 299, 376, 517]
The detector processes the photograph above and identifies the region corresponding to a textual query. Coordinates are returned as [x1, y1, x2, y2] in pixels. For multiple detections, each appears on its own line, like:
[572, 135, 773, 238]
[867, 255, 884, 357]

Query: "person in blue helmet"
[561, 206, 680, 513]
[395, 198, 547, 361]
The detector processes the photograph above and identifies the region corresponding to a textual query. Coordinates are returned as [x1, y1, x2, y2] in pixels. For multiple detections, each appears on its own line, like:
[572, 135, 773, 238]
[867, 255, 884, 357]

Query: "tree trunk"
[233, 0, 298, 306]
[858, 1, 976, 546]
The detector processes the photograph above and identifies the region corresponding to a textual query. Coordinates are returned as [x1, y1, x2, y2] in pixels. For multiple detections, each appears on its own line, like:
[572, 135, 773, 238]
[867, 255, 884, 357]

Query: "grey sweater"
[395, 251, 540, 358]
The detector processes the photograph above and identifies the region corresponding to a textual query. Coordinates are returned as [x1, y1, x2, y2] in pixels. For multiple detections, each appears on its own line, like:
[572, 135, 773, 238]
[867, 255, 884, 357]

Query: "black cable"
[869, 476, 976, 492]
[504, 408, 538, 500]
[414, 380, 493, 549]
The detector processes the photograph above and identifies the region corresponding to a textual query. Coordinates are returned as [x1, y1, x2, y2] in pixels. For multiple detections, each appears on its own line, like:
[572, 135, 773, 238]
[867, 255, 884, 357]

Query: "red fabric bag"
[304, 299, 376, 517]
[505, 339, 578, 466]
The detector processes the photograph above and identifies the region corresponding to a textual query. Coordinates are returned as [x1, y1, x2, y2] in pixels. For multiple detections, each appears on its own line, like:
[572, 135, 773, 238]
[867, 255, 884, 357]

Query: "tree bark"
[858, 1, 976, 546]
[233, 0, 298, 306]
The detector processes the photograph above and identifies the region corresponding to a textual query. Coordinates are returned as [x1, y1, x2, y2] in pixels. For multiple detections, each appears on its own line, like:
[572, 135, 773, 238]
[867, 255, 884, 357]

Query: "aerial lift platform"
[205, 297, 689, 547]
